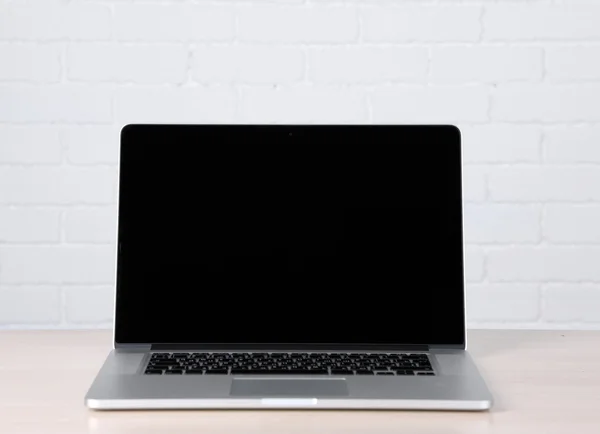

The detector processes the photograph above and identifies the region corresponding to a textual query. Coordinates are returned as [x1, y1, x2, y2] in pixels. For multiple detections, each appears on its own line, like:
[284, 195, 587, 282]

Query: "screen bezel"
[114, 124, 466, 349]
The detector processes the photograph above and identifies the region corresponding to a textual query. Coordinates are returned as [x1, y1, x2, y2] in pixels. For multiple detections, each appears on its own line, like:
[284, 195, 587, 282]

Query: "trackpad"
[230, 379, 349, 397]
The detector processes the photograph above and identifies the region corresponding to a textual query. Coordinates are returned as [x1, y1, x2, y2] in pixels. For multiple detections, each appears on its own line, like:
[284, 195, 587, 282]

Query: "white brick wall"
[464, 204, 541, 244]
[492, 84, 600, 122]
[241, 85, 366, 123]
[193, 46, 305, 84]
[0, 245, 116, 285]
[0, 2, 111, 41]
[64, 286, 114, 325]
[0, 44, 62, 83]
[361, 6, 481, 43]
[238, 6, 358, 43]
[64, 207, 117, 244]
[1, 0, 600, 330]
[545, 126, 600, 163]
[546, 47, 600, 82]
[114, 4, 235, 42]
[0, 85, 113, 123]
[0, 127, 62, 164]
[430, 47, 543, 84]
[483, 4, 600, 41]
[371, 85, 489, 123]
[67, 44, 189, 84]
[309, 47, 428, 84]
[116, 87, 237, 123]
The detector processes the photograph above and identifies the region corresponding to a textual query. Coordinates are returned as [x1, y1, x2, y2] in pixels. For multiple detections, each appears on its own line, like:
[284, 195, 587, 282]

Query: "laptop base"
[85, 349, 492, 411]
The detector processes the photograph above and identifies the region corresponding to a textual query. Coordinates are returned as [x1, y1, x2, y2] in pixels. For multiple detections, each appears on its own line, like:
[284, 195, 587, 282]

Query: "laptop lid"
[115, 125, 465, 349]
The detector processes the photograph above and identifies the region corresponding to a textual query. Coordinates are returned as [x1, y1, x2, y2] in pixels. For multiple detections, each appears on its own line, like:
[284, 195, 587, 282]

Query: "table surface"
[1, 330, 599, 434]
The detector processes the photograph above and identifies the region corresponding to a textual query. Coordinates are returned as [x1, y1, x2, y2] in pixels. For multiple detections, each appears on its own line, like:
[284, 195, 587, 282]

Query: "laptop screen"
[115, 125, 465, 347]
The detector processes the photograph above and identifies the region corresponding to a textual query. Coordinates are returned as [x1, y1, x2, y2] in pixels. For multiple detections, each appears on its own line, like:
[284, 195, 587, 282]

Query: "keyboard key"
[331, 369, 354, 375]
[145, 369, 163, 375]
[376, 372, 394, 375]
[165, 369, 183, 375]
[151, 353, 170, 358]
[356, 370, 374, 375]
[417, 372, 435, 376]
[186, 369, 205, 374]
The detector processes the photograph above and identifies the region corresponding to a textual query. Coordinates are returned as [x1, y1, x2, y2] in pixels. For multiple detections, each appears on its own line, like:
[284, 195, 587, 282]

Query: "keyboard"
[144, 352, 435, 376]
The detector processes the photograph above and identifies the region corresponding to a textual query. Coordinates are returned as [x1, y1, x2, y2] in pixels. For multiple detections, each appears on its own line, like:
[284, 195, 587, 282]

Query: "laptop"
[85, 124, 493, 410]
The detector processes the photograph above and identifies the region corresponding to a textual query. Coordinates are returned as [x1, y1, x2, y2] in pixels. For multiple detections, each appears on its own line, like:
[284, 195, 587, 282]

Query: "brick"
[545, 205, 600, 244]
[0, 85, 112, 123]
[115, 87, 236, 124]
[465, 246, 485, 283]
[488, 247, 600, 282]
[0, 127, 62, 165]
[0, 208, 60, 243]
[461, 125, 541, 163]
[431, 46, 543, 83]
[544, 285, 600, 323]
[463, 165, 487, 202]
[546, 47, 600, 82]
[238, 6, 358, 43]
[309, 47, 428, 84]
[484, 5, 600, 41]
[488, 167, 600, 202]
[115, 4, 235, 42]
[62, 126, 119, 166]
[371, 86, 488, 123]
[0, 3, 111, 40]
[464, 204, 541, 244]
[362, 6, 481, 42]
[492, 84, 600, 122]
[467, 284, 539, 322]
[545, 126, 600, 163]
[65, 207, 117, 244]
[0, 286, 60, 325]
[193, 46, 304, 84]
[65, 286, 114, 325]
[240, 85, 367, 123]
[0, 167, 116, 205]
[67, 44, 188, 84]
[0, 245, 115, 284]
[0, 44, 61, 82]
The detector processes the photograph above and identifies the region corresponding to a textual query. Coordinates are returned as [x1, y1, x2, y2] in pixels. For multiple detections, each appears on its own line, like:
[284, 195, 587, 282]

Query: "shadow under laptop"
[88, 410, 493, 434]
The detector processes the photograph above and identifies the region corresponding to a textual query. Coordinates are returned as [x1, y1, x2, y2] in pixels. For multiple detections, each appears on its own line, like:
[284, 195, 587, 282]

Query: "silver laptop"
[85, 124, 493, 410]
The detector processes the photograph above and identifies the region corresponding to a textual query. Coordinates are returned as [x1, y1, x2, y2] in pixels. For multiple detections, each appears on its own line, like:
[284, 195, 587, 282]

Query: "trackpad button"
[230, 379, 349, 397]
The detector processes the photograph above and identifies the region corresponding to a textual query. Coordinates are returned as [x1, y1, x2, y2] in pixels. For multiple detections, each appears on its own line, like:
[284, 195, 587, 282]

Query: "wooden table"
[1, 330, 599, 433]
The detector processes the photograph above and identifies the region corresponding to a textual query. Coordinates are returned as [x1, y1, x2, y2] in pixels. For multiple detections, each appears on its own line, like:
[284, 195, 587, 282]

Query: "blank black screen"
[115, 125, 465, 347]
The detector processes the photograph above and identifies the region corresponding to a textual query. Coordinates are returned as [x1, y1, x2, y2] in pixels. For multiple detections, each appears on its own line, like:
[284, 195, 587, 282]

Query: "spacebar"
[231, 369, 329, 375]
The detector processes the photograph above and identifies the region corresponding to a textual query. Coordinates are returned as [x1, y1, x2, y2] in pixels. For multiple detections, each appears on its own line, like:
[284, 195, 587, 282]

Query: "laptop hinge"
[150, 343, 429, 352]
